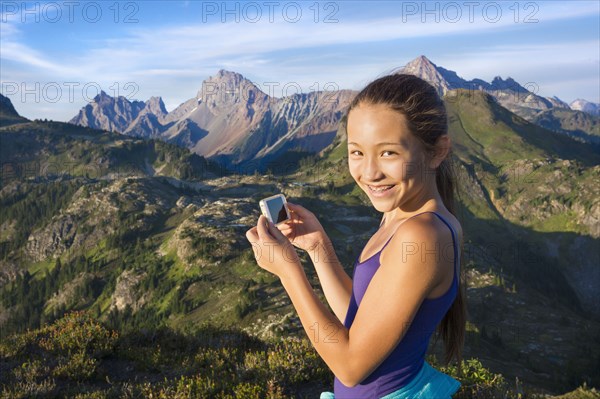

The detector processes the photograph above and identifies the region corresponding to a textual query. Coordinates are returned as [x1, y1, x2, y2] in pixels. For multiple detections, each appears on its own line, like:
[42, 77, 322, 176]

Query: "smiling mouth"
[367, 185, 395, 193]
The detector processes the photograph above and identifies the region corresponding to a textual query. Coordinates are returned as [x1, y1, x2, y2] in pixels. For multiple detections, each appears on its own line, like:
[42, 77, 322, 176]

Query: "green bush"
[52, 350, 97, 381]
[231, 382, 267, 398]
[38, 310, 118, 357]
[138, 373, 222, 399]
[1, 358, 56, 398]
[265, 337, 330, 386]
[429, 356, 515, 398]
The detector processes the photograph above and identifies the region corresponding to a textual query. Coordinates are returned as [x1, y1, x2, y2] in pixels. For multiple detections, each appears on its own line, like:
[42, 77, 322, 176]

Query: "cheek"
[383, 160, 410, 180]
[348, 160, 360, 176]
[402, 159, 427, 181]
[400, 162, 418, 180]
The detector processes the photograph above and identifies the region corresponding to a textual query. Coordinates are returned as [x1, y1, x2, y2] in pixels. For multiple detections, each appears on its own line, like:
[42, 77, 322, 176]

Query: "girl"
[245, 73, 466, 399]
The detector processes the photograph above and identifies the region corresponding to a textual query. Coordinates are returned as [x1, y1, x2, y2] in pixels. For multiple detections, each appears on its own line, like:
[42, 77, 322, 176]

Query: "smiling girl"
[246, 73, 466, 398]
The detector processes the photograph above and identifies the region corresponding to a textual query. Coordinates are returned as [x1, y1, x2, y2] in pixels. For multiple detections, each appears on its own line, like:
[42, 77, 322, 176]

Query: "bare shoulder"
[379, 211, 462, 269]
[431, 211, 463, 245]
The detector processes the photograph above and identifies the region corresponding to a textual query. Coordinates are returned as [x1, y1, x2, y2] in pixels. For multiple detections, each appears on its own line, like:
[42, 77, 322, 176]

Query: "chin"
[366, 195, 396, 210]
[372, 202, 395, 213]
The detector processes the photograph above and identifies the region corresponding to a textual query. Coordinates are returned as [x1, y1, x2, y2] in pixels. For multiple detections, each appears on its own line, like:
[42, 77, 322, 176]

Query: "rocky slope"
[70, 91, 146, 133]
[570, 99, 600, 116]
[1, 80, 599, 395]
[0, 93, 29, 127]
[69, 70, 355, 172]
[533, 108, 600, 143]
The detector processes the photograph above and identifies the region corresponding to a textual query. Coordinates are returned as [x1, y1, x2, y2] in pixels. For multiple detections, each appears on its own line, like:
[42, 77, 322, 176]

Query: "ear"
[428, 135, 451, 169]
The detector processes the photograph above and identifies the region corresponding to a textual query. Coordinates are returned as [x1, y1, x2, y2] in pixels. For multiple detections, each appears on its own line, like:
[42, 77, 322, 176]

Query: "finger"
[287, 202, 310, 217]
[286, 202, 302, 213]
[245, 227, 258, 241]
[282, 217, 296, 225]
[285, 206, 302, 221]
[257, 215, 274, 241]
[266, 216, 291, 244]
[270, 221, 287, 238]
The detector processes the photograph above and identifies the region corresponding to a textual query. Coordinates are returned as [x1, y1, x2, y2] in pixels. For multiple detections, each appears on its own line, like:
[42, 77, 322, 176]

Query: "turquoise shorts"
[320, 361, 461, 399]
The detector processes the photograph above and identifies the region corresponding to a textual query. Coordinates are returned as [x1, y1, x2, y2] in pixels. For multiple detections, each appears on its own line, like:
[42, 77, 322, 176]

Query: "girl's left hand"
[245, 215, 302, 279]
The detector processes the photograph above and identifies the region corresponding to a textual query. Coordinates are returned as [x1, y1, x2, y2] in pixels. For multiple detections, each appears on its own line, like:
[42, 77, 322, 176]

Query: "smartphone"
[259, 194, 291, 225]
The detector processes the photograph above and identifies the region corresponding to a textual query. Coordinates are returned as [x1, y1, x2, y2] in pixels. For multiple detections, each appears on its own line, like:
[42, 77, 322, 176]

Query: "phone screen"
[267, 197, 288, 223]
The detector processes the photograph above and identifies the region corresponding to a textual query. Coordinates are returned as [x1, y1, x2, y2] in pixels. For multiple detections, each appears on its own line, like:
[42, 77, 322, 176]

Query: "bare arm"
[307, 234, 353, 325]
[246, 211, 447, 387]
[277, 202, 353, 325]
[278, 215, 447, 388]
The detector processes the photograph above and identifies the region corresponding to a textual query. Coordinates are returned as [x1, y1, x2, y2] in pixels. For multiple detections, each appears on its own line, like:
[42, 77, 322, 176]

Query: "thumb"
[267, 221, 288, 243]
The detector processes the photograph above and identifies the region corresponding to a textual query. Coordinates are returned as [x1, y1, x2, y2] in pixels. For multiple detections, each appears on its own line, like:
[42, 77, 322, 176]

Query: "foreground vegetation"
[2, 311, 596, 398]
[1, 90, 599, 397]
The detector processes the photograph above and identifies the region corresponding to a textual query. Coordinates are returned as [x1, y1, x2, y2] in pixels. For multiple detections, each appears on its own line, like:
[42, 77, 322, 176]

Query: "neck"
[382, 181, 445, 226]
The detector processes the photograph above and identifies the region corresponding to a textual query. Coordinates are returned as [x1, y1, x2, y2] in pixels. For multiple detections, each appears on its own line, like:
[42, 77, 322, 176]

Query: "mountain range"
[70, 70, 355, 172]
[69, 56, 600, 172]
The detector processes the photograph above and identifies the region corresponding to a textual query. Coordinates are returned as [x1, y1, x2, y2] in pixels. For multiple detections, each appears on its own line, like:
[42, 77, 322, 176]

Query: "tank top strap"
[428, 211, 460, 281]
[379, 211, 439, 252]
[379, 212, 460, 274]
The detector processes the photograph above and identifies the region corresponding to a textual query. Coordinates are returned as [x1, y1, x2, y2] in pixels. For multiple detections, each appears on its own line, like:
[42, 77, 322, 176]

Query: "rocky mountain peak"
[489, 76, 528, 92]
[89, 91, 106, 110]
[144, 96, 168, 118]
[94, 90, 111, 101]
[90, 90, 144, 110]
[70, 91, 146, 132]
[402, 55, 455, 96]
[403, 55, 439, 75]
[216, 69, 245, 83]
[197, 70, 267, 107]
[200, 70, 256, 93]
[570, 99, 600, 116]
[398, 56, 594, 119]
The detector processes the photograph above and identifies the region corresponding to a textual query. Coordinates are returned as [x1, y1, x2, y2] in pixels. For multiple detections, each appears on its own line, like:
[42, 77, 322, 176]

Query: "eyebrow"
[348, 142, 402, 146]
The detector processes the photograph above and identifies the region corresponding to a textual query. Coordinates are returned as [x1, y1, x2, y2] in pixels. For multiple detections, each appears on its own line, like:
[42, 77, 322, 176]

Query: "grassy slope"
[1, 99, 599, 395]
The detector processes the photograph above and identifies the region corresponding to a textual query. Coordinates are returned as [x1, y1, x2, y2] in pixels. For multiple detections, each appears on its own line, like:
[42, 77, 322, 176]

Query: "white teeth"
[369, 185, 393, 192]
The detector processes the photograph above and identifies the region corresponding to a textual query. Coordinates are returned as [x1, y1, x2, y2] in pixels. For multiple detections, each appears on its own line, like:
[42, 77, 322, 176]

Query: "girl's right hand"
[277, 202, 328, 253]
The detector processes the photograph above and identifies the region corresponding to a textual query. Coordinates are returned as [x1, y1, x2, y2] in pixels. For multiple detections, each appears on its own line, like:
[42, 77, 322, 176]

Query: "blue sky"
[1, 1, 598, 121]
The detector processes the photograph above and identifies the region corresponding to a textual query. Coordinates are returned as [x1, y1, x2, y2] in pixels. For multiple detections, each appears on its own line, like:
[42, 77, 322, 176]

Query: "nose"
[363, 157, 384, 181]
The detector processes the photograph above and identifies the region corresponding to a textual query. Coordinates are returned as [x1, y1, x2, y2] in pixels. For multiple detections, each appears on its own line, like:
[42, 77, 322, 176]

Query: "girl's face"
[347, 103, 434, 214]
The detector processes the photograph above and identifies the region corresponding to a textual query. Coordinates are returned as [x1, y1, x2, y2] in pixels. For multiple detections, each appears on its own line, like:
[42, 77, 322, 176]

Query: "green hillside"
[0, 120, 222, 183]
[0, 94, 29, 128]
[0, 93, 599, 397]
[445, 90, 599, 166]
[532, 108, 600, 143]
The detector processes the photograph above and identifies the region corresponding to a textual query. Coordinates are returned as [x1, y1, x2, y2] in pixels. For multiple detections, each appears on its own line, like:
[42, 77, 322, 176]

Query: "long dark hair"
[346, 73, 467, 374]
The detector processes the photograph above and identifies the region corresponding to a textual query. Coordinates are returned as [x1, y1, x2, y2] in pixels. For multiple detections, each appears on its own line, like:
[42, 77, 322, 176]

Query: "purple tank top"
[334, 211, 460, 399]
